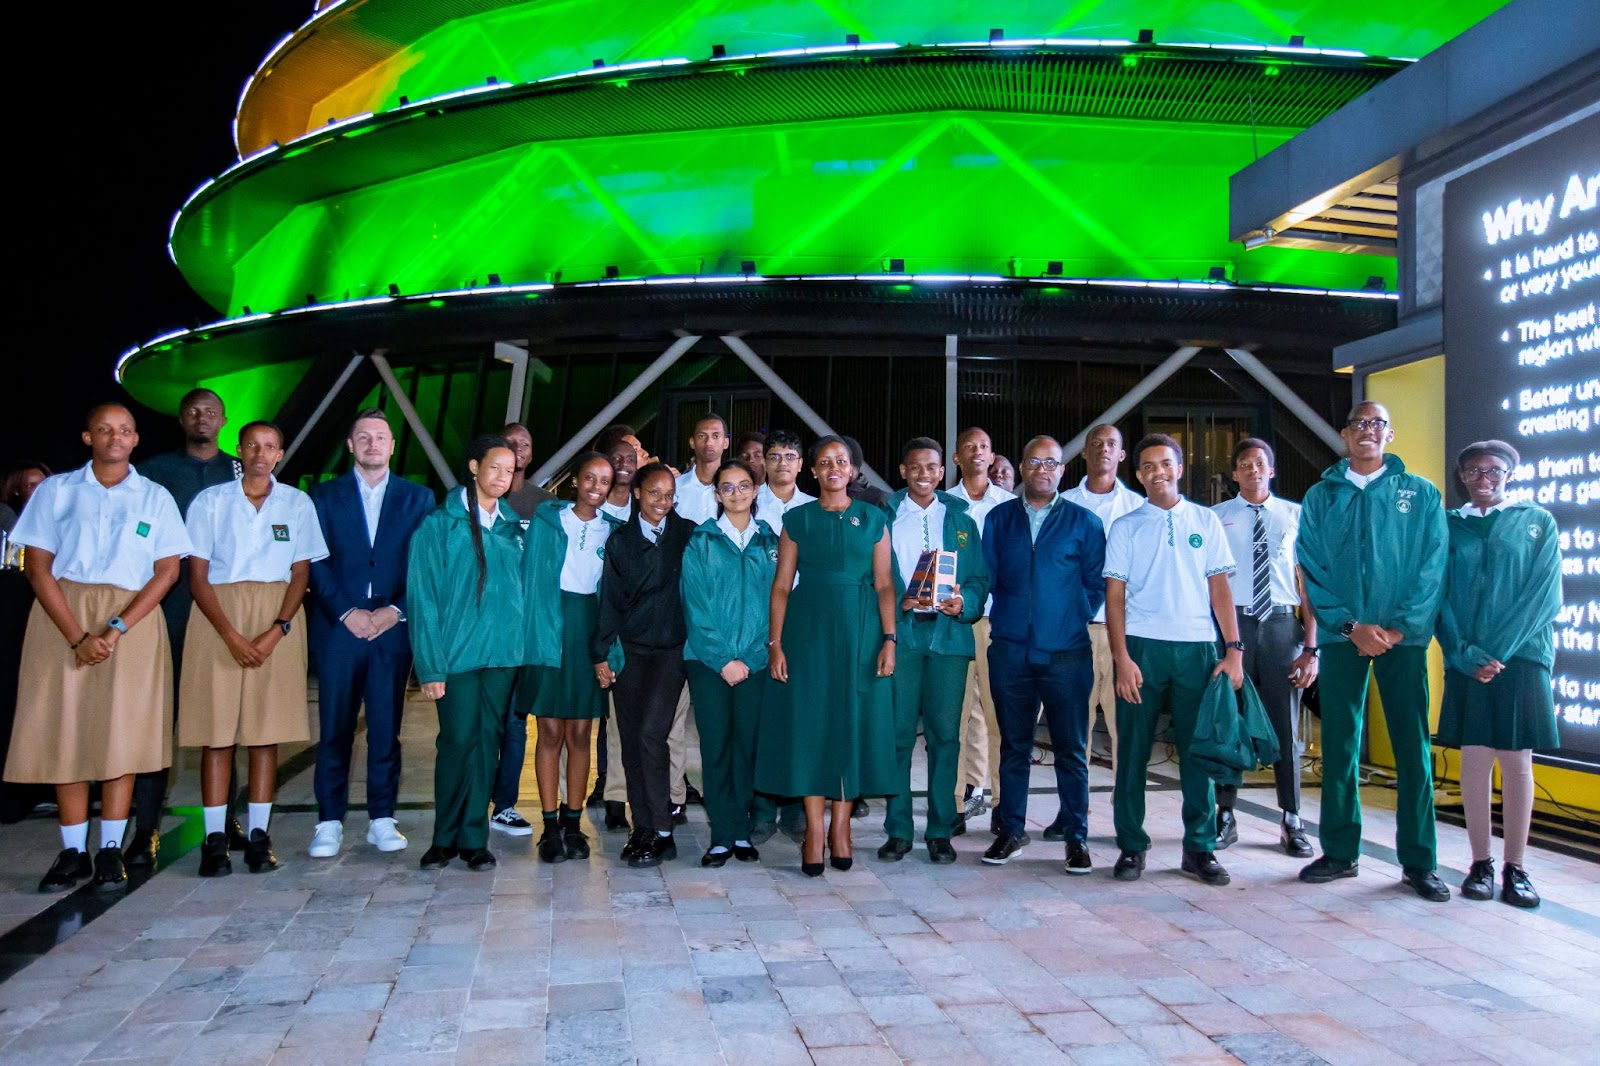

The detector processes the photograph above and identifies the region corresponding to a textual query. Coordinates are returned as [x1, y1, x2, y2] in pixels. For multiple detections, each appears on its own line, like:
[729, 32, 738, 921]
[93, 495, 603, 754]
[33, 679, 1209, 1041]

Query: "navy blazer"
[308, 470, 435, 654]
[981, 495, 1106, 659]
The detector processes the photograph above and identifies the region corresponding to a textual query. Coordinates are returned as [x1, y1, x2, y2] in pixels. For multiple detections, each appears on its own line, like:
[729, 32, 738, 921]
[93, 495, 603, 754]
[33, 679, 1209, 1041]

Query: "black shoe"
[1400, 867, 1450, 902]
[1041, 815, 1068, 842]
[701, 848, 730, 868]
[465, 848, 497, 871]
[585, 773, 606, 808]
[620, 827, 652, 862]
[124, 827, 159, 869]
[1280, 813, 1313, 858]
[562, 822, 590, 861]
[877, 837, 913, 862]
[851, 798, 869, 819]
[91, 845, 126, 890]
[684, 778, 703, 805]
[801, 861, 824, 877]
[419, 845, 454, 870]
[671, 804, 688, 826]
[982, 833, 1028, 866]
[244, 829, 279, 873]
[1461, 858, 1495, 901]
[1182, 850, 1231, 886]
[227, 817, 248, 852]
[829, 849, 853, 872]
[39, 848, 92, 893]
[1299, 856, 1358, 883]
[988, 809, 1002, 836]
[630, 833, 677, 868]
[199, 833, 233, 878]
[1501, 863, 1540, 909]
[1065, 840, 1092, 875]
[604, 801, 630, 832]
[748, 822, 776, 845]
[950, 813, 967, 837]
[1112, 850, 1145, 881]
[1215, 808, 1238, 850]
[537, 826, 567, 864]
[927, 838, 957, 864]
[733, 842, 760, 862]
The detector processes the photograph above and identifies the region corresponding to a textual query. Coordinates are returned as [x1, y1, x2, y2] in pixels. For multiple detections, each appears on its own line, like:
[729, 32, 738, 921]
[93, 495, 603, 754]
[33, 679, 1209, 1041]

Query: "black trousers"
[1216, 609, 1303, 814]
[613, 644, 687, 832]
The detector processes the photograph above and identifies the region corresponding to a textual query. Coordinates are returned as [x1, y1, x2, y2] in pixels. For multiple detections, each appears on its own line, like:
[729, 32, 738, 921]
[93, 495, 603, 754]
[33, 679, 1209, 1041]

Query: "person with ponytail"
[521, 452, 621, 863]
[407, 435, 526, 871]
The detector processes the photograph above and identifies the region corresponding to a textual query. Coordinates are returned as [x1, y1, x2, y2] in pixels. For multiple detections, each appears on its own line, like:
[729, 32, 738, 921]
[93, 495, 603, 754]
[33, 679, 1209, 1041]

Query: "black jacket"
[593, 511, 695, 657]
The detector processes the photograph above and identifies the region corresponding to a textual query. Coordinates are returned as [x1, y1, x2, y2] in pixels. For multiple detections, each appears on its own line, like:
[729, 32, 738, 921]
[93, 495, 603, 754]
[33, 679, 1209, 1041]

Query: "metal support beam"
[1224, 348, 1347, 456]
[529, 334, 702, 486]
[1063, 346, 1202, 462]
[371, 351, 459, 489]
[944, 335, 959, 488]
[279, 354, 364, 472]
[494, 342, 529, 425]
[721, 334, 892, 493]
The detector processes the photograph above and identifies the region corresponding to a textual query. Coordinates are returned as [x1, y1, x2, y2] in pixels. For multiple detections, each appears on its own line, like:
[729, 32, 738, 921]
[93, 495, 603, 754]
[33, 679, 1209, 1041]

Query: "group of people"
[0, 392, 1563, 910]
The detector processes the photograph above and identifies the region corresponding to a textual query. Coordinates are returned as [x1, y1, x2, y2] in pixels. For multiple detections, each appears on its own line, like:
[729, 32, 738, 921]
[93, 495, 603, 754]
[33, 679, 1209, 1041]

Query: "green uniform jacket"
[406, 492, 526, 684]
[880, 489, 990, 658]
[1297, 455, 1448, 648]
[521, 500, 625, 669]
[1189, 674, 1282, 786]
[681, 517, 780, 672]
[1437, 503, 1563, 675]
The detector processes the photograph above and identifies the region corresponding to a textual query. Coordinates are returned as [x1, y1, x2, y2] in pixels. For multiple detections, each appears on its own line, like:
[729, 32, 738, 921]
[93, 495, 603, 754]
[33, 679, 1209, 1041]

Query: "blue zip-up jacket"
[982, 495, 1106, 660]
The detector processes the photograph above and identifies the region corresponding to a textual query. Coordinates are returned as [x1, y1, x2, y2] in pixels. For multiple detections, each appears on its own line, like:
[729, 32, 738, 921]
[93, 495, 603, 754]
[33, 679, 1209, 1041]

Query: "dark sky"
[7, 4, 295, 473]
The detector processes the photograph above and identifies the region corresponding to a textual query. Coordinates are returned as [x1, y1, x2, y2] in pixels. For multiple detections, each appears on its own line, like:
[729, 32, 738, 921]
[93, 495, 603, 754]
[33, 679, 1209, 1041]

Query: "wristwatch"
[107, 617, 129, 634]
[274, 618, 293, 635]
[882, 633, 897, 643]
[1339, 620, 1357, 638]
[1224, 640, 1245, 652]
[1303, 646, 1321, 657]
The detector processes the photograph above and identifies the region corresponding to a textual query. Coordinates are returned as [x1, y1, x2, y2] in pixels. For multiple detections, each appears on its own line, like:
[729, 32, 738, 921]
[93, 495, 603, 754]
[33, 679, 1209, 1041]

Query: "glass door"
[1142, 406, 1261, 505]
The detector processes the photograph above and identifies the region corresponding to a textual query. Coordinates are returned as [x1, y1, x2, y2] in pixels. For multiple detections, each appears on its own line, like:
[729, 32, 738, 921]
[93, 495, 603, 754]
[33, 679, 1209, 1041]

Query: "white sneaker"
[490, 807, 535, 836]
[308, 820, 343, 858]
[366, 817, 408, 852]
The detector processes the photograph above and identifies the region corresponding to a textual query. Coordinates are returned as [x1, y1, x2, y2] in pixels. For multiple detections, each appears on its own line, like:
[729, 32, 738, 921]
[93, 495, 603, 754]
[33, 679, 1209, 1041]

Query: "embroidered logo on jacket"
[956, 530, 969, 547]
[1529, 524, 1541, 539]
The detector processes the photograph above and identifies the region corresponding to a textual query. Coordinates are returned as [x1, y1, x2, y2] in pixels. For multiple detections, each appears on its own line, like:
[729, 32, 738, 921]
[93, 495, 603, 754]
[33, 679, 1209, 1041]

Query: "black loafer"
[1065, 840, 1092, 875]
[584, 773, 606, 809]
[684, 778, 704, 805]
[950, 814, 967, 837]
[619, 827, 652, 862]
[604, 801, 630, 832]
[981, 833, 1028, 866]
[38, 848, 92, 893]
[465, 848, 497, 871]
[1400, 867, 1450, 902]
[562, 824, 591, 861]
[92, 845, 126, 890]
[244, 829, 279, 873]
[927, 838, 957, 864]
[1299, 855, 1358, 883]
[1112, 850, 1145, 881]
[124, 827, 159, 869]
[1041, 816, 1068, 842]
[630, 833, 676, 868]
[748, 822, 776, 845]
[701, 848, 731, 868]
[227, 817, 249, 852]
[537, 827, 567, 864]
[1215, 808, 1239, 850]
[733, 843, 760, 863]
[419, 845, 456, 869]
[1182, 850, 1231, 886]
[877, 837, 913, 862]
[851, 798, 869, 819]
[1281, 813, 1313, 858]
[1461, 858, 1495, 901]
[199, 832, 233, 878]
[1501, 863, 1540, 909]
[671, 805, 688, 826]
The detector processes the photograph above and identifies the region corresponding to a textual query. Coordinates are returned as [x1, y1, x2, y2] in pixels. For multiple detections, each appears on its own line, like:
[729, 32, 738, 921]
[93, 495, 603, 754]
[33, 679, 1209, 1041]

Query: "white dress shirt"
[892, 495, 945, 614]
[356, 470, 389, 542]
[600, 498, 631, 523]
[1104, 498, 1235, 643]
[717, 512, 758, 550]
[675, 467, 720, 525]
[12, 464, 192, 591]
[1212, 494, 1303, 610]
[638, 515, 665, 544]
[558, 507, 610, 594]
[952, 479, 1012, 536]
[1064, 476, 1146, 622]
[1344, 463, 1388, 489]
[1459, 501, 1511, 516]
[754, 483, 815, 536]
[187, 477, 329, 584]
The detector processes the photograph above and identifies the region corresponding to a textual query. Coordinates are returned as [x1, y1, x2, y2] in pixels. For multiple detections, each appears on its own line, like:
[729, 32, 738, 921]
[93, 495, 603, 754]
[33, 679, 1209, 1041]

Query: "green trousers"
[884, 619, 969, 842]
[1114, 637, 1218, 854]
[1317, 642, 1436, 869]
[686, 660, 767, 848]
[432, 667, 516, 851]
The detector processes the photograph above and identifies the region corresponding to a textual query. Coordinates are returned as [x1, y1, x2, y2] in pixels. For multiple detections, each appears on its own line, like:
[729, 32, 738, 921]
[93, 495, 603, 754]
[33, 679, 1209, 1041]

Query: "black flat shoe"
[1041, 815, 1068, 842]
[419, 845, 454, 869]
[227, 817, 248, 852]
[124, 827, 159, 869]
[877, 837, 913, 862]
[701, 848, 731, 868]
[585, 773, 606, 809]
[1299, 855, 1358, 883]
[38, 848, 91, 893]
[619, 827, 652, 862]
[1182, 850, 1231, 886]
[1214, 808, 1238, 850]
[537, 826, 567, 864]
[1501, 863, 1540, 909]
[93, 845, 127, 890]
[199, 833, 232, 878]
[244, 829, 279, 872]
[732, 843, 760, 862]
[1112, 850, 1145, 881]
[1461, 858, 1495, 901]
[563, 824, 591, 861]
[465, 848, 497, 871]
[927, 838, 957, 864]
[851, 798, 869, 819]
[604, 801, 630, 832]
[1400, 867, 1450, 902]
[630, 833, 676, 868]
[1280, 813, 1313, 858]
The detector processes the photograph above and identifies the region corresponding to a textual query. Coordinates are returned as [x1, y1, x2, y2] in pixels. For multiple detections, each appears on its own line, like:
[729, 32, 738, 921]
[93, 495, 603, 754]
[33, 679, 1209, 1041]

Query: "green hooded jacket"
[1297, 455, 1448, 647]
[521, 499, 625, 669]
[405, 491, 526, 683]
[681, 517, 780, 672]
[1436, 503, 1563, 675]
[880, 489, 991, 658]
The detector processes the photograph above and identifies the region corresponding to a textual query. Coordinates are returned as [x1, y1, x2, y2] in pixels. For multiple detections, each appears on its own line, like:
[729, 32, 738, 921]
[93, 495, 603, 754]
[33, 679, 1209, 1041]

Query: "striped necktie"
[1250, 504, 1272, 617]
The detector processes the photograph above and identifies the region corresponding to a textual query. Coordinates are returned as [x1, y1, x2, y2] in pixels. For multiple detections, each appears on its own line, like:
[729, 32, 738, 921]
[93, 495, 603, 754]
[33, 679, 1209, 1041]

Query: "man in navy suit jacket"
[307, 408, 435, 858]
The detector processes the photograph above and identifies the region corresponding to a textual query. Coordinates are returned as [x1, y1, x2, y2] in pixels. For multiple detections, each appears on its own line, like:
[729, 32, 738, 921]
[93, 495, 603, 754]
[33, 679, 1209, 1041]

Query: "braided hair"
[465, 435, 512, 602]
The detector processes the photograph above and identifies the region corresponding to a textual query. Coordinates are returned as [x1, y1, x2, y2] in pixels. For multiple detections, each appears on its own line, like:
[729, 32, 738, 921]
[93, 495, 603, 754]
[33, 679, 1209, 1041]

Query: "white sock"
[248, 802, 272, 835]
[734, 840, 751, 849]
[709, 845, 730, 854]
[100, 818, 128, 850]
[61, 821, 89, 852]
[203, 805, 226, 836]
[658, 829, 671, 837]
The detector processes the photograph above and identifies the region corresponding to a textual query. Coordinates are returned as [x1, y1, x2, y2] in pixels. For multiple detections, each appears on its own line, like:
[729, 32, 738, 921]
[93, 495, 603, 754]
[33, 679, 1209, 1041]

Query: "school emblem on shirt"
[956, 530, 969, 548]
[272, 524, 290, 542]
[1529, 524, 1541, 539]
[1396, 499, 1411, 514]
[768, 548, 779, 562]
[597, 546, 605, 559]
[849, 515, 861, 526]
[135, 521, 150, 538]
[1188, 533, 1202, 548]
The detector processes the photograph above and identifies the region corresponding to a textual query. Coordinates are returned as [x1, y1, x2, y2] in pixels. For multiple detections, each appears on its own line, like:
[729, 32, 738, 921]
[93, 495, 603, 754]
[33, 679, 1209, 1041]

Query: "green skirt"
[528, 592, 606, 720]
[1437, 658, 1558, 751]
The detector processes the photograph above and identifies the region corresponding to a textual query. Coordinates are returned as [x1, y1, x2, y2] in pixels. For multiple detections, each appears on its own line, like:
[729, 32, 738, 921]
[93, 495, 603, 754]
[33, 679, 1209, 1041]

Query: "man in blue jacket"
[981, 436, 1105, 872]
[306, 408, 435, 859]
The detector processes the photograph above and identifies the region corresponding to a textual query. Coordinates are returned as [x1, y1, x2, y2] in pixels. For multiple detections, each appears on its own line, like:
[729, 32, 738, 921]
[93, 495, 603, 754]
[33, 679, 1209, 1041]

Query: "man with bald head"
[1297, 401, 1449, 900]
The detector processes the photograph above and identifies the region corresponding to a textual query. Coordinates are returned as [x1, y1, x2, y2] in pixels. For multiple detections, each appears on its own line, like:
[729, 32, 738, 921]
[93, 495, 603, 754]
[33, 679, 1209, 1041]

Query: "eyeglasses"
[717, 483, 754, 497]
[1347, 418, 1390, 432]
[1023, 457, 1062, 470]
[1462, 467, 1509, 482]
[766, 452, 801, 464]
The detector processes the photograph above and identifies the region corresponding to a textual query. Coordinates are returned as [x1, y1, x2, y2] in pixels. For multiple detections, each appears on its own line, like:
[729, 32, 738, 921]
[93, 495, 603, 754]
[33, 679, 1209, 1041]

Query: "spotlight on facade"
[605, 264, 620, 279]
[1208, 266, 1228, 282]
[1137, 29, 1154, 44]
[1045, 261, 1064, 276]
[1364, 275, 1386, 291]
[990, 29, 1004, 42]
[711, 43, 726, 58]
[387, 283, 400, 296]
[740, 260, 756, 274]
[488, 273, 502, 285]
[888, 258, 905, 273]
[845, 34, 860, 45]
[1289, 35, 1306, 48]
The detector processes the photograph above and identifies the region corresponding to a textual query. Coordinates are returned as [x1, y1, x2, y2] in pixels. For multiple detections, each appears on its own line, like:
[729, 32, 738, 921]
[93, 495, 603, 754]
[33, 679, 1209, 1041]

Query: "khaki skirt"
[4, 579, 172, 783]
[179, 581, 310, 748]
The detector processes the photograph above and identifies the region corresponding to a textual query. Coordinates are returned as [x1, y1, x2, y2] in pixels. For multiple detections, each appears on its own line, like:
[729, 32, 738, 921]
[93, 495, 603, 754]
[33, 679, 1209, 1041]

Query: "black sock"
[542, 809, 559, 831]
[559, 805, 580, 828]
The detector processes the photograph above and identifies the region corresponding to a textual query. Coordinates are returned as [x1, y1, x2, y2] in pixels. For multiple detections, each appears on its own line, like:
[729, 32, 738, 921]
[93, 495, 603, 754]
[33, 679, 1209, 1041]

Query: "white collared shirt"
[638, 515, 664, 543]
[356, 470, 390, 542]
[456, 487, 500, 530]
[12, 464, 192, 591]
[952, 479, 1012, 536]
[1212, 494, 1303, 610]
[1064, 476, 1146, 622]
[892, 495, 945, 613]
[600, 498, 631, 523]
[754, 482, 815, 535]
[1104, 497, 1235, 642]
[1460, 501, 1512, 517]
[675, 468, 720, 525]
[188, 477, 329, 584]
[558, 507, 611, 594]
[717, 512, 756, 550]
[1344, 463, 1388, 489]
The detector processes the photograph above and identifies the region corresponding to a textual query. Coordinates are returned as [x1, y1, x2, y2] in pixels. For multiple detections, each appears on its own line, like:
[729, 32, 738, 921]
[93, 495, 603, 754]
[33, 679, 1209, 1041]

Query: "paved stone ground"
[0, 693, 1596, 1065]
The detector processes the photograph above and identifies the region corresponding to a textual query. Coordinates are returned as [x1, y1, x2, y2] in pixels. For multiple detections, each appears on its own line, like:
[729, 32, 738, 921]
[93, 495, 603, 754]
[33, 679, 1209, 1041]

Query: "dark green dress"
[755, 500, 899, 799]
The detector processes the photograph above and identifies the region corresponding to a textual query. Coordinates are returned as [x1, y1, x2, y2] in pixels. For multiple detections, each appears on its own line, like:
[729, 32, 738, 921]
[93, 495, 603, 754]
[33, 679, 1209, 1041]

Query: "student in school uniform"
[181, 422, 328, 876]
[522, 452, 620, 863]
[6, 404, 190, 892]
[586, 424, 643, 834]
[408, 436, 527, 871]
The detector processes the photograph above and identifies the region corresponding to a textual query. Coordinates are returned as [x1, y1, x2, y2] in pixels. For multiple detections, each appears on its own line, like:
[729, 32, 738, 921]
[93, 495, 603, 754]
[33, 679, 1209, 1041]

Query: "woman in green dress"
[1437, 440, 1563, 909]
[758, 436, 897, 875]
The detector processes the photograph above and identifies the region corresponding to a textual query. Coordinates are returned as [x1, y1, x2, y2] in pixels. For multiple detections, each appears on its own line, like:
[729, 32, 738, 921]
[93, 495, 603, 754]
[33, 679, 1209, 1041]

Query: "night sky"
[7, 5, 295, 473]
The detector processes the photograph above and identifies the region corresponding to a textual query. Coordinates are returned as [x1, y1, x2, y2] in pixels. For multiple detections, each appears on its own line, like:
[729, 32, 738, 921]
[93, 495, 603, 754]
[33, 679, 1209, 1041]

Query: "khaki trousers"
[1088, 623, 1119, 773]
[955, 617, 1003, 806]
[669, 683, 691, 804]
[604, 693, 628, 802]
